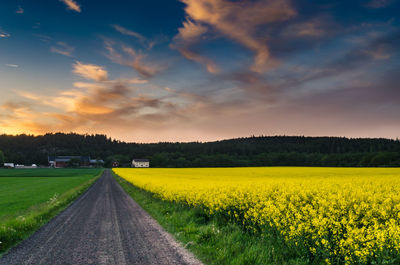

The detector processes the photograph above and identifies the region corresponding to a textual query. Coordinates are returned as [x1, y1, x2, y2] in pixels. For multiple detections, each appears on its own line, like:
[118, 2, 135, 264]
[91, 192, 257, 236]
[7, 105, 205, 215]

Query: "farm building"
[48, 156, 104, 168]
[4, 163, 38, 169]
[15, 164, 38, 169]
[131, 159, 150, 168]
[4, 163, 14, 168]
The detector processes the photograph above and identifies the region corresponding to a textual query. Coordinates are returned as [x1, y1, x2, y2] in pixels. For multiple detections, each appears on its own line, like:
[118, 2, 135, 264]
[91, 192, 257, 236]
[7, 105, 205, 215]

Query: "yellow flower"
[114, 167, 400, 263]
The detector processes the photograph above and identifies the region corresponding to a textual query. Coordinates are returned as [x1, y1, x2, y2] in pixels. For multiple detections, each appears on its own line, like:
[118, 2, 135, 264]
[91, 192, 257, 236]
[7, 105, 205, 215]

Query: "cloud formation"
[174, 0, 296, 73]
[0, 29, 10, 38]
[5, 64, 19, 68]
[180, 49, 219, 74]
[2, 58, 253, 140]
[51, 42, 74, 57]
[112, 24, 154, 49]
[60, 0, 81, 12]
[172, 18, 219, 73]
[283, 21, 325, 37]
[176, 19, 207, 43]
[16, 6, 24, 14]
[365, 0, 393, 8]
[2, 0, 400, 141]
[32, 33, 53, 43]
[73, 61, 108, 81]
[9, 63, 180, 135]
[105, 41, 161, 78]
[0, 101, 38, 134]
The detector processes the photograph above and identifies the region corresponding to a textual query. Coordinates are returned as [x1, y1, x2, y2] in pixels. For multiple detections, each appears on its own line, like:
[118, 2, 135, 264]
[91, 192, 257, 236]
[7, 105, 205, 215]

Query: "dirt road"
[0, 170, 203, 265]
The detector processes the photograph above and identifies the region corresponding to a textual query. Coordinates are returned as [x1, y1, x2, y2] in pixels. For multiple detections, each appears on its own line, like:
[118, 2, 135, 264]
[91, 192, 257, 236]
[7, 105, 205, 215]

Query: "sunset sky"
[0, 0, 399, 142]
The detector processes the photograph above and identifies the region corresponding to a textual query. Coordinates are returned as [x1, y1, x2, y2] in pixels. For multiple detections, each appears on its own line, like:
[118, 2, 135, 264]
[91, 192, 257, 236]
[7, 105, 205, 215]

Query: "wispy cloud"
[363, 45, 392, 60]
[60, 0, 81, 12]
[0, 29, 10, 38]
[122, 46, 160, 77]
[365, 0, 393, 8]
[171, 18, 219, 73]
[33, 22, 41, 29]
[283, 21, 326, 37]
[112, 25, 145, 40]
[126, 78, 148, 84]
[32, 34, 53, 42]
[2, 101, 29, 111]
[73, 61, 108, 81]
[174, 0, 296, 73]
[105, 41, 162, 78]
[50, 42, 75, 57]
[16, 6, 24, 14]
[112, 24, 155, 49]
[5, 64, 19, 68]
[175, 19, 208, 44]
[178, 48, 219, 74]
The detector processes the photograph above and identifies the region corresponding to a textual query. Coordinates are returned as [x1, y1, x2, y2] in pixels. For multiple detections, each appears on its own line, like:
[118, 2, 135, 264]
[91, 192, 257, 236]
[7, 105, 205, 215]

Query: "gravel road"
[0, 170, 203, 265]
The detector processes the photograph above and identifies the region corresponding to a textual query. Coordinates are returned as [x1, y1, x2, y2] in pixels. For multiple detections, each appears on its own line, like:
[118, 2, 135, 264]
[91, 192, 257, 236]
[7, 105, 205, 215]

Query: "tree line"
[0, 133, 399, 167]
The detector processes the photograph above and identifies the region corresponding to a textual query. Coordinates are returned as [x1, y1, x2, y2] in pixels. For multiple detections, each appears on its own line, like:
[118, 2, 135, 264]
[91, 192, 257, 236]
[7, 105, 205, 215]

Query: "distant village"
[3, 156, 149, 169]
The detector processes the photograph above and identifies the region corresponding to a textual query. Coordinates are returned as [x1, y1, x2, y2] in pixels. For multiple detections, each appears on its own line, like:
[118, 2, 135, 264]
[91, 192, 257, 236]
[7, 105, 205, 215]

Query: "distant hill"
[0, 133, 399, 167]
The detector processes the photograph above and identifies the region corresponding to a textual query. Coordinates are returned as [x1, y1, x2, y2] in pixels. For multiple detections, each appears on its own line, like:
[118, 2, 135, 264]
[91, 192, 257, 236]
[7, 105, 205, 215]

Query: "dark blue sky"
[0, 0, 399, 142]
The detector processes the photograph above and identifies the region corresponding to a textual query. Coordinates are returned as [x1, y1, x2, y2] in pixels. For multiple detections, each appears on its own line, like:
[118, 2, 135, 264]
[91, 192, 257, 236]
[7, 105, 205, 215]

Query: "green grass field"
[0, 168, 101, 178]
[0, 169, 101, 220]
[0, 168, 102, 254]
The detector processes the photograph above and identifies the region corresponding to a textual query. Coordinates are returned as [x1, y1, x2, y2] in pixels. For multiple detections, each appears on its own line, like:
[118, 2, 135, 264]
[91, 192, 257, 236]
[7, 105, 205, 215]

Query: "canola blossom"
[113, 167, 400, 264]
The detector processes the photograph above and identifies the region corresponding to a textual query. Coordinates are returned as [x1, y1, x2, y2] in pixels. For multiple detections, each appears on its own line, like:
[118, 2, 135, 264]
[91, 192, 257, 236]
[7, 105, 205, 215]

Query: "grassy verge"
[113, 172, 309, 265]
[0, 170, 102, 254]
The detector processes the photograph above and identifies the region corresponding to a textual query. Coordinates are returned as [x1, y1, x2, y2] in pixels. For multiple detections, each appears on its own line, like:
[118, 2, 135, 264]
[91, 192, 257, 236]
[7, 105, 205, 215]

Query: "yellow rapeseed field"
[113, 167, 400, 264]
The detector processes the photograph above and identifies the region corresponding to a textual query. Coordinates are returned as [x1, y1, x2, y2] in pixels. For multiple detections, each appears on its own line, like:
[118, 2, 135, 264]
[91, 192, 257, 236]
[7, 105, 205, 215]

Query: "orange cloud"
[171, 18, 219, 73]
[122, 46, 160, 78]
[17, 91, 40, 101]
[1, 60, 264, 140]
[60, 0, 81, 12]
[178, 48, 219, 73]
[127, 78, 148, 84]
[175, 19, 208, 44]
[175, 0, 296, 73]
[73, 61, 108, 81]
[74, 98, 115, 115]
[51, 42, 74, 57]
[105, 41, 161, 78]
[0, 101, 41, 134]
[6, 59, 179, 135]
[113, 24, 145, 40]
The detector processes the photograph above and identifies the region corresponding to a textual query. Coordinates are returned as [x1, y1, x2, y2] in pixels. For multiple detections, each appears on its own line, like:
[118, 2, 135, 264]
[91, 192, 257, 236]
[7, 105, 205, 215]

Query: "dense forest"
[0, 133, 399, 167]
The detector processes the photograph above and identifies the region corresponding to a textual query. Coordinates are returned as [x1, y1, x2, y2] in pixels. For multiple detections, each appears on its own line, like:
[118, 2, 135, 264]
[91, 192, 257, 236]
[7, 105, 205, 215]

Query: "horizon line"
[1, 132, 399, 144]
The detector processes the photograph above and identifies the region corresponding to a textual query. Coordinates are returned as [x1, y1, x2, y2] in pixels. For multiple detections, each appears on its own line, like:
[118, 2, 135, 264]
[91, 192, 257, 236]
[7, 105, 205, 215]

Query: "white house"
[15, 164, 38, 169]
[4, 163, 14, 168]
[132, 159, 150, 168]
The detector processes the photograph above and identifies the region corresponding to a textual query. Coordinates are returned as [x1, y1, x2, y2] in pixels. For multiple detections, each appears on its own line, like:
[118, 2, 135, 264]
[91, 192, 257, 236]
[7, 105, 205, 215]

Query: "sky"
[0, 0, 399, 142]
